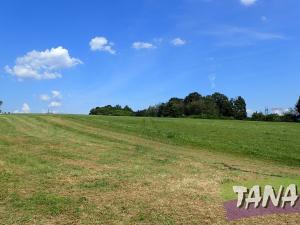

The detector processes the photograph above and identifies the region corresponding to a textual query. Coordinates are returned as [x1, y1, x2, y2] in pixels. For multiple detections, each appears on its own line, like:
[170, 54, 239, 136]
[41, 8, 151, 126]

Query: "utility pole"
[264, 107, 269, 115]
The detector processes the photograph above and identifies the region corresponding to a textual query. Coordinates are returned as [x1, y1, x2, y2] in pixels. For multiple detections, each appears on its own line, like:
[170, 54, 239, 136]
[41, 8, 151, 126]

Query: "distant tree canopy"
[0, 100, 2, 113]
[296, 96, 300, 115]
[89, 105, 134, 116]
[158, 98, 184, 118]
[251, 111, 297, 122]
[90, 92, 248, 120]
[250, 97, 300, 123]
[89, 93, 299, 122]
[211, 92, 233, 117]
[232, 96, 247, 120]
[150, 92, 247, 120]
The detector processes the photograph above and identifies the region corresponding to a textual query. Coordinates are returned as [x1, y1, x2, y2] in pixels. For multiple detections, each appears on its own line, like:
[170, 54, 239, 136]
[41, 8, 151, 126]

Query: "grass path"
[0, 115, 299, 224]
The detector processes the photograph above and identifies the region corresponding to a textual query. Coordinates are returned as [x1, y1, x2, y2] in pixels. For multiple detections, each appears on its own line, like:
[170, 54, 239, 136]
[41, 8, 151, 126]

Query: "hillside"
[0, 115, 299, 224]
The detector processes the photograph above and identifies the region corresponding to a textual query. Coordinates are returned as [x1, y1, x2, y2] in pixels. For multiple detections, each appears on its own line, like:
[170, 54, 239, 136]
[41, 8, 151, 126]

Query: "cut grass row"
[62, 115, 300, 167]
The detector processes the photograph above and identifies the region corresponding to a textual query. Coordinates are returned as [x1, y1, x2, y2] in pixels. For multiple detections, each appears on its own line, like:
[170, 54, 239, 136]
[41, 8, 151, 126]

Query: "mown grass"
[63, 115, 300, 167]
[0, 114, 299, 225]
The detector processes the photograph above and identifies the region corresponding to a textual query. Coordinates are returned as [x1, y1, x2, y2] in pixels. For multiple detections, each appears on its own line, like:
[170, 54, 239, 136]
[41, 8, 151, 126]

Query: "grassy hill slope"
[68, 115, 300, 166]
[0, 115, 299, 224]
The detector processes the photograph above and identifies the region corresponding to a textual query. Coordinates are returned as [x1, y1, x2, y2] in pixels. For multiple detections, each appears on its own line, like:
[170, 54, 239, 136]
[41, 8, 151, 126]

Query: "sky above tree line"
[0, 0, 299, 114]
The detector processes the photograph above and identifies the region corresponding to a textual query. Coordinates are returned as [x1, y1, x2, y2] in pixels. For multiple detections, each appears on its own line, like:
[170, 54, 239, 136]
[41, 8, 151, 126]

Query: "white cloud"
[40, 90, 62, 102]
[206, 26, 286, 46]
[40, 94, 50, 101]
[22, 103, 30, 113]
[5, 47, 82, 80]
[39, 90, 63, 112]
[48, 101, 61, 108]
[132, 42, 156, 50]
[89, 36, 116, 54]
[171, 38, 186, 46]
[51, 90, 62, 99]
[247, 109, 254, 116]
[240, 0, 257, 6]
[271, 108, 289, 116]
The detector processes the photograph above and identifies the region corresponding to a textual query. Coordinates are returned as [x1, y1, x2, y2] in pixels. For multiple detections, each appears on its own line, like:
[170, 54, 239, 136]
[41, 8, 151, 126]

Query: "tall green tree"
[202, 95, 219, 117]
[183, 92, 202, 104]
[211, 92, 233, 117]
[296, 96, 300, 115]
[232, 96, 247, 120]
[0, 100, 2, 114]
[251, 112, 265, 121]
[183, 95, 219, 117]
[158, 98, 184, 117]
[183, 92, 202, 116]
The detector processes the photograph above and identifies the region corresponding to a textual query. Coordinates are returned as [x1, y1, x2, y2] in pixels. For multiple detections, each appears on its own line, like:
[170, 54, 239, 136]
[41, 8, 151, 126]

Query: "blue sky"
[0, 0, 299, 114]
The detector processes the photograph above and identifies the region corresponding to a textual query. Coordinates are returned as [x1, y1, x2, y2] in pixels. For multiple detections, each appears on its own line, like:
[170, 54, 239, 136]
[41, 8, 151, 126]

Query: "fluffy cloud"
[51, 90, 62, 99]
[171, 38, 186, 46]
[48, 101, 61, 108]
[247, 109, 254, 117]
[22, 103, 30, 113]
[132, 42, 155, 49]
[40, 90, 62, 109]
[240, 0, 257, 6]
[271, 108, 289, 116]
[89, 36, 116, 54]
[5, 47, 82, 80]
[40, 90, 62, 102]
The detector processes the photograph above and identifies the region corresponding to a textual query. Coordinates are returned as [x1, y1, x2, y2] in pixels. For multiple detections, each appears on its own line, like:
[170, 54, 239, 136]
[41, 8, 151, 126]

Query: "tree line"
[251, 96, 300, 122]
[90, 92, 247, 119]
[135, 92, 247, 119]
[90, 93, 300, 122]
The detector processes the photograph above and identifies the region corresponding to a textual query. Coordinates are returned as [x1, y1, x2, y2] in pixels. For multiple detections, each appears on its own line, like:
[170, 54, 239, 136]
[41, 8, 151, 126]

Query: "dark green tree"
[184, 100, 202, 116]
[183, 92, 202, 104]
[89, 105, 133, 116]
[183, 95, 218, 117]
[0, 100, 2, 114]
[251, 112, 265, 121]
[158, 98, 184, 117]
[183, 92, 202, 116]
[146, 105, 160, 117]
[115, 104, 122, 110]
[296, 96, 300, 115]
[232, 96, 247, 120]
[123, 105, 133, 112]
[201, 95, 219, 117]
[211, 92, 233, 117]
[135, 105, 160, 117]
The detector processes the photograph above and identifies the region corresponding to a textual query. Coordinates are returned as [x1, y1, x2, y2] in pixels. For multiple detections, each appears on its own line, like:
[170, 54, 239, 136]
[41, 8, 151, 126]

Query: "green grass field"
[0, 114, 299, 224]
